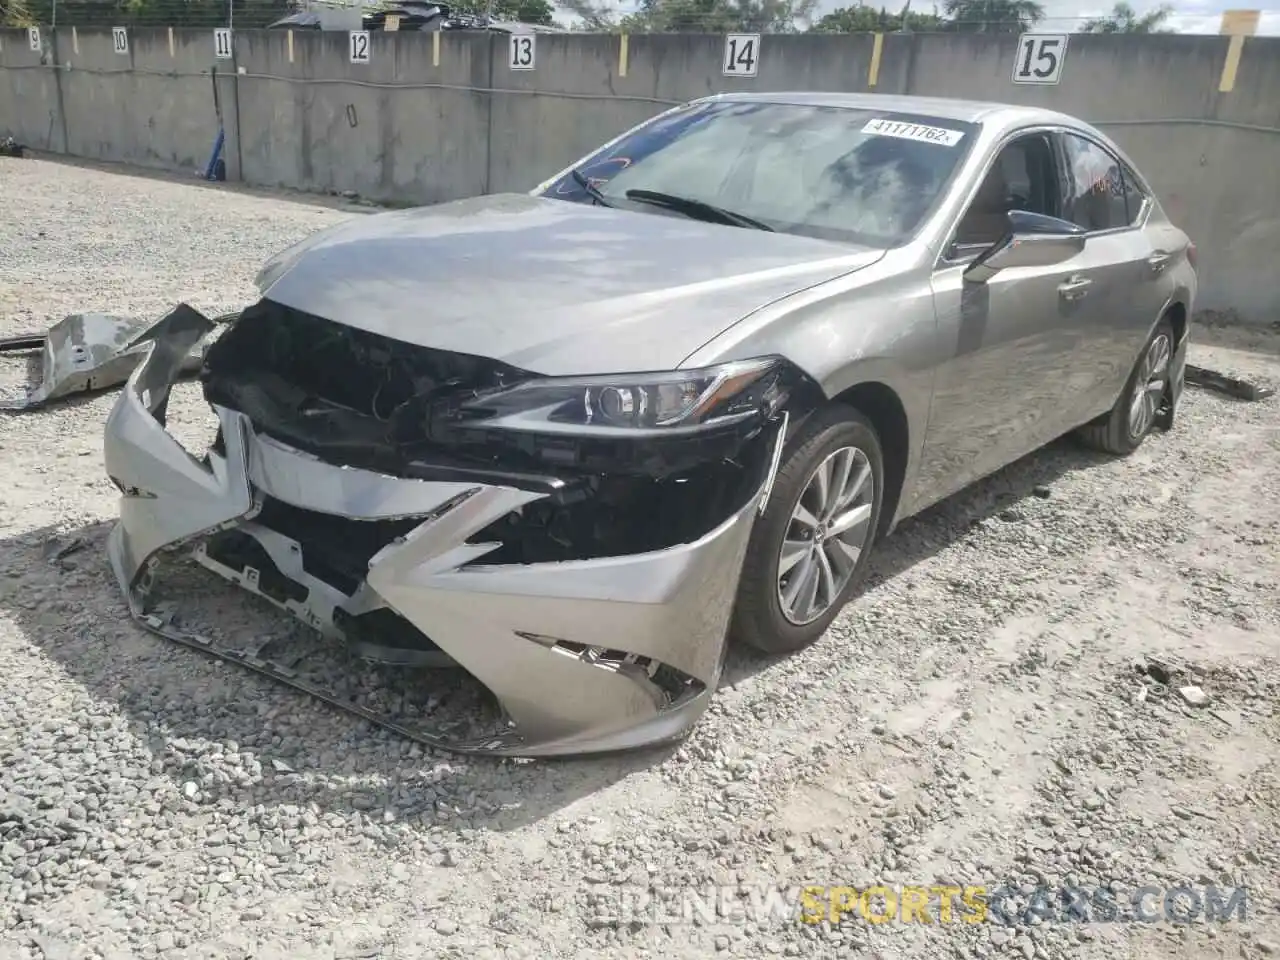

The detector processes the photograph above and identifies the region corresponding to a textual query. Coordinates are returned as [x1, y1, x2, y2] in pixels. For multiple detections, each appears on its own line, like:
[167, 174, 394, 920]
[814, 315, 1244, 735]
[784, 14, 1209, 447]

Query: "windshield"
[539, 100, 979, 247]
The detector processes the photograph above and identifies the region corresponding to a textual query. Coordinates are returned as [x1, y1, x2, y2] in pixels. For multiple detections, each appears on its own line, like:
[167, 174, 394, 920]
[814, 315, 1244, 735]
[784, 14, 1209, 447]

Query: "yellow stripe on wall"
[1219, 35, 1246, 92]
[1218, 8, 1260, 92]
[868, 33, 884, 88]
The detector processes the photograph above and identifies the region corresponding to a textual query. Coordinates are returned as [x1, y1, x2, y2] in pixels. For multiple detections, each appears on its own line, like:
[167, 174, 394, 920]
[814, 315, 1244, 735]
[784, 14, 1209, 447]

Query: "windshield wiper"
[623, 189, 774, 232]
[571, 169, 613, 207]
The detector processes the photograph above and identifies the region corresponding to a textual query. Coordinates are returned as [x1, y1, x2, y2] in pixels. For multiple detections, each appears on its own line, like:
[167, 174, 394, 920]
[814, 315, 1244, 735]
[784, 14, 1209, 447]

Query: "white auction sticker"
[861, 118, 964, 147]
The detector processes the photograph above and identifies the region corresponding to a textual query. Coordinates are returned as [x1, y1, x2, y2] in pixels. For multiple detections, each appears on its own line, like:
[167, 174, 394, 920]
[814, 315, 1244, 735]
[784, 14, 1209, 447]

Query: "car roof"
[697, 91, 1083, 130]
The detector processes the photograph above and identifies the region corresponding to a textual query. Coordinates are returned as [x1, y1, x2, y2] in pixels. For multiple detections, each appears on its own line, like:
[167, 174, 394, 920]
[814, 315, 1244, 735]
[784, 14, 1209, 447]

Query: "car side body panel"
[681, 249, 942, 531]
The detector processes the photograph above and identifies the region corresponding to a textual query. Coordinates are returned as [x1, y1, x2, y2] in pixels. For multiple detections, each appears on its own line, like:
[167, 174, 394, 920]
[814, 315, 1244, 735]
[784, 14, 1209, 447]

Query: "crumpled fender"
[0, 306, 224, 411]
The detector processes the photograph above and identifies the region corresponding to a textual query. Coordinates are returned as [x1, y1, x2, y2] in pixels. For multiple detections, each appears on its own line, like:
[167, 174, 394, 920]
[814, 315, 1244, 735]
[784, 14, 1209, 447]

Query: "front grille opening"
[205, 515, 452, 668]
[256, 496, 423, 596]
[333, 607, 451, 668]
[204, 530, 309, 606]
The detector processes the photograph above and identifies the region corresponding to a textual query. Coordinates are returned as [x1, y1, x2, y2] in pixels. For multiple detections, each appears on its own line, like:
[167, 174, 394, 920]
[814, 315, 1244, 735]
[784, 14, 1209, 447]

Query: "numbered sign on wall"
[112, 26, 129, 55]
[509, 33, 536, 71]
[214, 27, 232, 60]
[28, 26, 41, 51]
[722, 34, 760, 78]
[1012, 34, 1068, 84]
[349, 30, 370, 64]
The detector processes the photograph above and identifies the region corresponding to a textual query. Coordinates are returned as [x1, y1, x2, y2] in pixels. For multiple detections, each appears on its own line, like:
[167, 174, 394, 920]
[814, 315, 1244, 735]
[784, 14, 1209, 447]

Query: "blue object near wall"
[204, 127, 225, 182]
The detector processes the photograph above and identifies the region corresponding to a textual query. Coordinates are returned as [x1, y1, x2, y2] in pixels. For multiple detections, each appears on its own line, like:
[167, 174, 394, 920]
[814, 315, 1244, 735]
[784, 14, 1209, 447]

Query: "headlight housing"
[458, 358, 787, 434]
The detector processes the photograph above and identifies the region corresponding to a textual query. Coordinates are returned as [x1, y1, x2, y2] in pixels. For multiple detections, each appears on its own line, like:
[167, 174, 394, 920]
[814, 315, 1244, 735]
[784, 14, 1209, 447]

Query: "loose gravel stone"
[2, 156, 1279, 960]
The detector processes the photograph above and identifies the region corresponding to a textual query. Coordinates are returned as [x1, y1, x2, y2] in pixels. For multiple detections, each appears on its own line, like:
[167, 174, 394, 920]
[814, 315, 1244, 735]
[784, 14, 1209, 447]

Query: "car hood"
[256, 193, 884, 375]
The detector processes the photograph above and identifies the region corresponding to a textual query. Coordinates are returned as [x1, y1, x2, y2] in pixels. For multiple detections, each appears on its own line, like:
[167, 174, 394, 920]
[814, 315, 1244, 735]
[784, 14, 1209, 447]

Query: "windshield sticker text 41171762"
[861, 118, 965, 147]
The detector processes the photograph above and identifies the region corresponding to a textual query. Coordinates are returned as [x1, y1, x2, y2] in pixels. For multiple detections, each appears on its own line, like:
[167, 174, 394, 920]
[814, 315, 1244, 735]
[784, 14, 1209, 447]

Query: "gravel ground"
[1, 156, 1278, 960]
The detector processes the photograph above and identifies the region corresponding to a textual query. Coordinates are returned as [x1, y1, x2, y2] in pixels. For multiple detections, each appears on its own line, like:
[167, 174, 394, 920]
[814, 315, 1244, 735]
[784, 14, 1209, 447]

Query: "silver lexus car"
[103, 92, 1196, 757]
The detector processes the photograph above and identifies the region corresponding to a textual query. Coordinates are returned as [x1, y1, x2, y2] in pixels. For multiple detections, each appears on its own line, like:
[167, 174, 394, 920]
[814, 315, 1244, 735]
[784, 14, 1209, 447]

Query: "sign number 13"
[509, 34, 535, 70]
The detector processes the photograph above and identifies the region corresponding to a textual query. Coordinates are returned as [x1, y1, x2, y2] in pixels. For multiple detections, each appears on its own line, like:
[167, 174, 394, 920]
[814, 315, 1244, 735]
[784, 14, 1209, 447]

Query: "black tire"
[730, 404, 885, 655]
[1078, 317, 1175, 456]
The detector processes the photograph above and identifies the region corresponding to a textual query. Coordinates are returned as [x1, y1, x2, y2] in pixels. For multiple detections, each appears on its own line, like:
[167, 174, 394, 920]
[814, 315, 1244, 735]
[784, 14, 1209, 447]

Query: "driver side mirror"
[963, 210, 1086, 283]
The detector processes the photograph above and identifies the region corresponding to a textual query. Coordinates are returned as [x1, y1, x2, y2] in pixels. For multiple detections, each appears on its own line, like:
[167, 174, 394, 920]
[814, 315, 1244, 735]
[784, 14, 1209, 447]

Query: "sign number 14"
[723, 34, 760, 77]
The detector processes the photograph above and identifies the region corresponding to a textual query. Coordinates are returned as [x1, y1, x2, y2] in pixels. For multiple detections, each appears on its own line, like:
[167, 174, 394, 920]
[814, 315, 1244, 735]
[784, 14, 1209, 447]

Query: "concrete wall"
[2, 27, 1279, 320]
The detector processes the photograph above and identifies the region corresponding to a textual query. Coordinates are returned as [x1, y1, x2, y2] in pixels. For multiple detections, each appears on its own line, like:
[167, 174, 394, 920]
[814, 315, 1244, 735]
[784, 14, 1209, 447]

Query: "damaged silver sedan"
[103, 93, 1196, 756]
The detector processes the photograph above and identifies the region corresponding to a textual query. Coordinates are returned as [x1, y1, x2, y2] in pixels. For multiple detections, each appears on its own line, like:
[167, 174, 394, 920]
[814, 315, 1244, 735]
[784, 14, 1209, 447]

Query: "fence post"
[47, 14, 71, 154]
[483, 31, 495, 195]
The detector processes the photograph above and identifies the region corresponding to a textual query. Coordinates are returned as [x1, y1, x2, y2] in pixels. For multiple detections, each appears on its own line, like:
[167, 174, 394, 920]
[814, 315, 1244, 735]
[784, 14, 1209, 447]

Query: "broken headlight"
[460, 358, 787, 434]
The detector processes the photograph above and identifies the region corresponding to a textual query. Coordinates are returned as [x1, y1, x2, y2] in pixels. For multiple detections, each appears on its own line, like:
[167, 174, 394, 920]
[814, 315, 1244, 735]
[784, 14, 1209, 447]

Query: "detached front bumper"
[104, 308, 779, 757]
[0, 311, 209, 411]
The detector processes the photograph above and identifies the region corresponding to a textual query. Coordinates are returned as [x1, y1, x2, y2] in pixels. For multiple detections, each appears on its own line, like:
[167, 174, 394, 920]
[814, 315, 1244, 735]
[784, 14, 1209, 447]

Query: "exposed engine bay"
[202, 300, 807, 567]
[102, 300, 803, 755]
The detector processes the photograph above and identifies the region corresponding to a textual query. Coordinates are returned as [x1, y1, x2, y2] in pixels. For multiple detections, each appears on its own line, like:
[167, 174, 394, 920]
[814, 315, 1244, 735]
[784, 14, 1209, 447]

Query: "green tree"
[942, 0, 1044, 32]
[1, 0, 36, 27]
[560, 0, 820, 32]
[812, 2, 943, 32]
[452, 0, 556, 24]
[555, 0, 616, 30]
[1080, 1, 1172, 33]
[26, 0, 293, 27]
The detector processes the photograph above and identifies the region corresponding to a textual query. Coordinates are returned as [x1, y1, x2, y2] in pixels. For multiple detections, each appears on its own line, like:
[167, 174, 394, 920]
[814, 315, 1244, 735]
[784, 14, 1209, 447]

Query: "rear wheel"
[731, 405, 884, 655]
[1078, 317, 1174, 455]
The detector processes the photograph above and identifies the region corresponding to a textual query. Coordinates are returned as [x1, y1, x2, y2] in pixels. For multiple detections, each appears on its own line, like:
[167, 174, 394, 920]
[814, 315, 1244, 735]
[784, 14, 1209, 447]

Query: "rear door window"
[1119, 161, 1150, 224]
[1058, 133, 1128, 232]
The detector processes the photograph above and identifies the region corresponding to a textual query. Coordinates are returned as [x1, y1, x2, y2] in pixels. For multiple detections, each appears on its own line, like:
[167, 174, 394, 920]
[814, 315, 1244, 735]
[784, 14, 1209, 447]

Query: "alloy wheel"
[776, 445, 875, 626]
[1128, 332, 1172, 440]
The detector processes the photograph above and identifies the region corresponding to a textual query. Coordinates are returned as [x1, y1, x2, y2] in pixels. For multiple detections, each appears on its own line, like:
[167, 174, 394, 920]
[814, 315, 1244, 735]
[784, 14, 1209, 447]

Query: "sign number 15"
[1013, 34, 1068, 84]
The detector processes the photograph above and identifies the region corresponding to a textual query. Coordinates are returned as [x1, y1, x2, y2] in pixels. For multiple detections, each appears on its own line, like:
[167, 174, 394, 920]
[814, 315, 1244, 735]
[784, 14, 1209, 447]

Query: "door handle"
[1147, 252, 1171, 273]
[1057, 275, 1092, 301]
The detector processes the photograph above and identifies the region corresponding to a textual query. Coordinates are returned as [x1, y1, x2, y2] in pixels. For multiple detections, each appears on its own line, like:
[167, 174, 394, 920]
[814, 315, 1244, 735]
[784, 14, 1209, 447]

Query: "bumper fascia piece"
[0, 310, 211, 411]
[103, 307, 779, 757]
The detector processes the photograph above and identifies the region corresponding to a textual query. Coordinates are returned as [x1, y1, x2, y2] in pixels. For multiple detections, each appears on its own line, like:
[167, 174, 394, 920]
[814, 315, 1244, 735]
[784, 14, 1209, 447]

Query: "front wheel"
[1077, 317, 1175, 455]
[730, 405, 884, 655]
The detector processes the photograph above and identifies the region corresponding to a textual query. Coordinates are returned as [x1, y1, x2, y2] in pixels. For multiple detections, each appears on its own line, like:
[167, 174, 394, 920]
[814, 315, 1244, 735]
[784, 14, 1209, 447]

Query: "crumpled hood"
[257, 193, 884, 375]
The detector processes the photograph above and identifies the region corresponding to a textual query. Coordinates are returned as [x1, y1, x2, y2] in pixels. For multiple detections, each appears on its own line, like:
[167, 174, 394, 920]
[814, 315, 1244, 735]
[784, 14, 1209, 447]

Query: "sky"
[560, 0, 1280, 34]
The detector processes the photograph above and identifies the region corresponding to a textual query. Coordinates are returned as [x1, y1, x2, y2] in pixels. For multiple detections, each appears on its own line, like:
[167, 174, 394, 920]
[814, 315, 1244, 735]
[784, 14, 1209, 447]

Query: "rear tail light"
[1186, 242, 1198, 269]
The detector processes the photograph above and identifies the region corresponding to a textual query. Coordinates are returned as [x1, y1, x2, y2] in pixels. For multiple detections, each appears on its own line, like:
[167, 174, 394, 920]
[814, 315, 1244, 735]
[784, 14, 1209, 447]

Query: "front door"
[912, 131, 1091, 512]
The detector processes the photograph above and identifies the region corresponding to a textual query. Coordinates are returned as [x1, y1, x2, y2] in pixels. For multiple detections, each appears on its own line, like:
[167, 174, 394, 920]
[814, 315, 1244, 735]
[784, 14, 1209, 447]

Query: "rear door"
[1050, 130, 1166, 423]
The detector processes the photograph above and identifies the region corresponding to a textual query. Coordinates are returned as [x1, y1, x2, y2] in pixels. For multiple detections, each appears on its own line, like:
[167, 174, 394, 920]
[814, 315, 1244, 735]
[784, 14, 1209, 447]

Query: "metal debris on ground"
[0, 137, 24, 158]
[1210, 708, 1240, 727]
[0, 308, 221, 411]
[1135, 656, 1175, 687]
[1178, 684, 1210, 707]
[42, 536, 89, 564]
[1184, 364, 1276, 401]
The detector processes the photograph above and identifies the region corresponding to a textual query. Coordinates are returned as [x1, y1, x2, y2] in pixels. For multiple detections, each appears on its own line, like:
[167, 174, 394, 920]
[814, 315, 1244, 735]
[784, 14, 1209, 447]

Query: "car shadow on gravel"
[720, 432, 1116, 684]
[0, 520, 663, 836]
[0, 433, 1115, 830]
